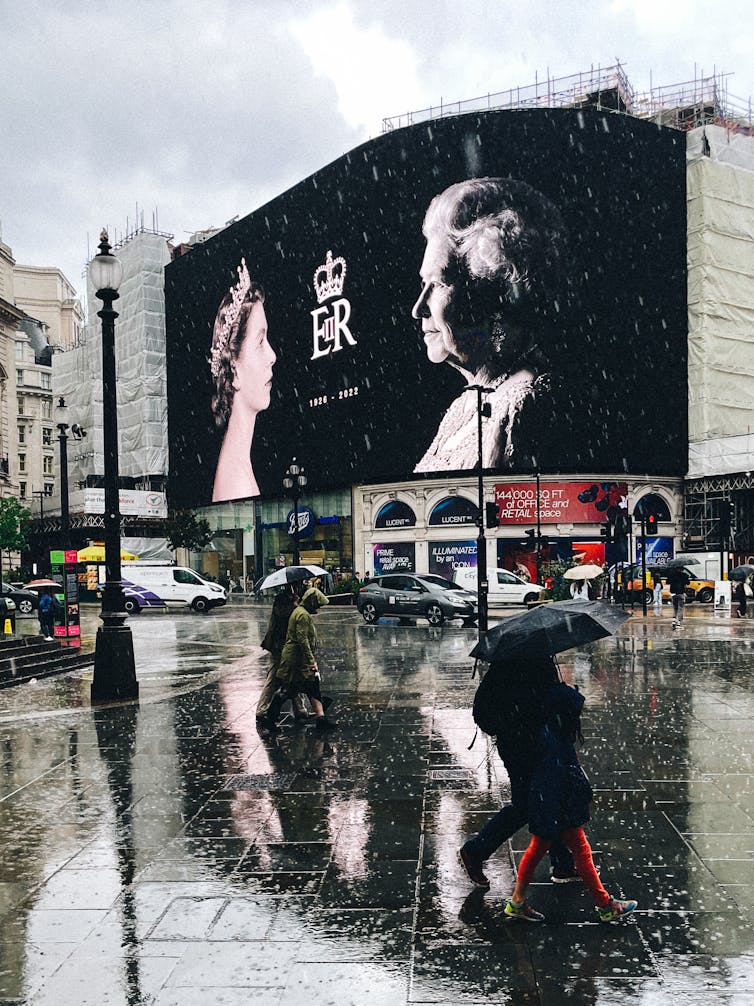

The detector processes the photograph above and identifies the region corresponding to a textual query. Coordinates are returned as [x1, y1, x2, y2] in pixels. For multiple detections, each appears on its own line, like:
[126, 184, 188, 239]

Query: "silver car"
[357, 572, 478, 626]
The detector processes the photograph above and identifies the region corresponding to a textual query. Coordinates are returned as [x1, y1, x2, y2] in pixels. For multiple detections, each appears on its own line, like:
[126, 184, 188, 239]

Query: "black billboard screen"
[166, 108, 687, 507]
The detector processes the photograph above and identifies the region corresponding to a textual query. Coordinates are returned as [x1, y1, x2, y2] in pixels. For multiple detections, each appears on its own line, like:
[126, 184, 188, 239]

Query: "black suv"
[357, 572, 478, 626]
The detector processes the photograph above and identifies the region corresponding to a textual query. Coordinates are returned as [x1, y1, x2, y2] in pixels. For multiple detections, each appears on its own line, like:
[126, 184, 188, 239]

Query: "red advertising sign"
[494, 482, 627, 524]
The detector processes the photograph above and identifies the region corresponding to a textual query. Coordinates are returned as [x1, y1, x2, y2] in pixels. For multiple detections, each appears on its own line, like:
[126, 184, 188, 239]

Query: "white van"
[118, 566, 226, 613]
[452, 567, 544, 606]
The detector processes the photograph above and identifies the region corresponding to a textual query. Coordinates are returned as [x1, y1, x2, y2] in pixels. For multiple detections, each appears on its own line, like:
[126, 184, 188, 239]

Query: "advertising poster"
[636, 536, 674, 566]
[372, 542, 415, 575]
[166, 110, 686, 507]
[494, 481, 628, 525]
[428, 540, 477, 578]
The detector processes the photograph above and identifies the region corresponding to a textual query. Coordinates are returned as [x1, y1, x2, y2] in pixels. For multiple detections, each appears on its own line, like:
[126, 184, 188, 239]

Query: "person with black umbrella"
[459, 652, 578, 887]
[458, 599, 630, 891]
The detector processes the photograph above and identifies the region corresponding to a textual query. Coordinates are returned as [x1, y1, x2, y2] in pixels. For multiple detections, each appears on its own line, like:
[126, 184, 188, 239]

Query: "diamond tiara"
[210, 258, 252, 377]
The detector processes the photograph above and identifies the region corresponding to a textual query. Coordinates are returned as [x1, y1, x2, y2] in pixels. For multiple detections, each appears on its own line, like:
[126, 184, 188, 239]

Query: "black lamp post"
[55, 396, 71, 546]
[282, 460, 307, 566]
[90, 229, 138, 704]
[465, 385, 493, 636]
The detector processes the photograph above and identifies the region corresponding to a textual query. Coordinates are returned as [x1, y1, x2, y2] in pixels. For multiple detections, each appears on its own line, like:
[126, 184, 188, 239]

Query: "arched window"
[428, 496, 479, 526]
[633, 493, 671, 522]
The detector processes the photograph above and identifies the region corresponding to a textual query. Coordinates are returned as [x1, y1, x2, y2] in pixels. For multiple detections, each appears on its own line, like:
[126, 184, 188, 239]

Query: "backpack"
[471, 666, 507, 737]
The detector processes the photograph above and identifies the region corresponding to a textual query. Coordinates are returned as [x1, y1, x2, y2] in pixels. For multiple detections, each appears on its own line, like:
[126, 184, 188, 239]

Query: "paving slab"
[0, 601, 752, 1003]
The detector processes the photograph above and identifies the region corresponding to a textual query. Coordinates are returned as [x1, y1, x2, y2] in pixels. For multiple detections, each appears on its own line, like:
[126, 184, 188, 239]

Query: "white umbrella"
[258, 564, 328, 590]
[563, 564, 604, 580]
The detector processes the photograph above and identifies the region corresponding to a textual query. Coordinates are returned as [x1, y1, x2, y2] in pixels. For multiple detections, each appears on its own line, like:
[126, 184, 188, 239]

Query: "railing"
[382, 64, 752, 134]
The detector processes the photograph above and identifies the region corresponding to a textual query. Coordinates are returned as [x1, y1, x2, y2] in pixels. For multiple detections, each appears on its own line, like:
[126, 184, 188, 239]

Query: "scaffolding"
[382, 63, 753, 135]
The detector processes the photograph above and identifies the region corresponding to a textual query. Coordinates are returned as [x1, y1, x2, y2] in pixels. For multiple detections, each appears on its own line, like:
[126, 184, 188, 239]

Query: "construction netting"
[52, 232, 170, 495]
[687, 125, 754, 478]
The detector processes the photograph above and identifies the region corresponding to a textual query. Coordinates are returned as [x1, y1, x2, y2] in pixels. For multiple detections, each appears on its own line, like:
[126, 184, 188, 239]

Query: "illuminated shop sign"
[375, 501, 417, 529]
[428, 497, 479, 526]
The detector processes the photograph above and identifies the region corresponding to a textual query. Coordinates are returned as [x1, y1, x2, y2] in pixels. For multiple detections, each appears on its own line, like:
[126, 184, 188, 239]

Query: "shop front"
[257, 489, 353, 580]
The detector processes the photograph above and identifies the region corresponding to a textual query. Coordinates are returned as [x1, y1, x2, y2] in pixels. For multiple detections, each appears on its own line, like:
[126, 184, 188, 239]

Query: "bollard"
[3, 618, 11, 635]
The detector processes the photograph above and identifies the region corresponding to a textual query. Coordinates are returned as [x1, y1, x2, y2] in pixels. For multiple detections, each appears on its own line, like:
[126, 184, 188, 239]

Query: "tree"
[166, 510, 214, 553]
[0, 497, 31, 590]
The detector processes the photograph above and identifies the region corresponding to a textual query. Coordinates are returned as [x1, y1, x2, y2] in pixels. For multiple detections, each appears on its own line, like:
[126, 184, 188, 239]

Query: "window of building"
[17, 395, 24, 414]
[41, 373, 51, 390]
[18, 454, 26, 473]
[42, 427, 52, 446]
[19, 482, 26, 499]
[17, 426, 25, 446]
[43, 455, 53, 475]
[44, 483, 54, 497]
[16, 370, 23, 386]
[41, 399, 52, 419]
[15, 343, 24, 362]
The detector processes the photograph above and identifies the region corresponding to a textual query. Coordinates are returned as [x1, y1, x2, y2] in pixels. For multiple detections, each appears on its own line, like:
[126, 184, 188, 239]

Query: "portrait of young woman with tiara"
[210, 258, 277, 501]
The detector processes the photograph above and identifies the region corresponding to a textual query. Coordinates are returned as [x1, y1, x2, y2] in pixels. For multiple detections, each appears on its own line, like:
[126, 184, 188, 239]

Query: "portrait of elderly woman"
[411, 177, 568, 473]
[210, 258, 276, 501]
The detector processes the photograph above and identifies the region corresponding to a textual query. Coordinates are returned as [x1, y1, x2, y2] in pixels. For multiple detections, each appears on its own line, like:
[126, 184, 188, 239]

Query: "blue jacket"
[528, 683, 593, 839]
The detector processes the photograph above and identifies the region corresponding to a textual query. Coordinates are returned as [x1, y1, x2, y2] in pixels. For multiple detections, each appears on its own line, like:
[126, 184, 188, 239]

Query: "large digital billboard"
[166, 108, 687, 507]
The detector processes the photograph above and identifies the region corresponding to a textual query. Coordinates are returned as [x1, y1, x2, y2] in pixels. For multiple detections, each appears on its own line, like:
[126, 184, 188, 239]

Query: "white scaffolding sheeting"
[687, 127, 754, 478]
[52, 231, 170, 501]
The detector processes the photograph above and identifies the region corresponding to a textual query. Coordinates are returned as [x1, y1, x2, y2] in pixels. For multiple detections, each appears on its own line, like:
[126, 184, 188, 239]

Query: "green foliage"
[166, 511, 214, 552]
[0, 497, 30, 551]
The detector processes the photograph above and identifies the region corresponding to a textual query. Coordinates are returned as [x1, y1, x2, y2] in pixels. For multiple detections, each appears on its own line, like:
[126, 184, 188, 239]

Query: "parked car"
[452, 567, 544, 605]
[0, 580, 38, 615]
[357, 572, 478, 625]
[0, 596, 16, 614]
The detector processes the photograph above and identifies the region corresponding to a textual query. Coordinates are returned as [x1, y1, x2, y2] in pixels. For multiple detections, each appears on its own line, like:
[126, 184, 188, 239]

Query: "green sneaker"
[597, 898, 637, 923]
[504, 898, 545, 923]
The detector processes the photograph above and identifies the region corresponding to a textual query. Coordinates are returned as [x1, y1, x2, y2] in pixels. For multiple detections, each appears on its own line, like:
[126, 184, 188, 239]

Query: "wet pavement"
[1, 600, 753, 1004]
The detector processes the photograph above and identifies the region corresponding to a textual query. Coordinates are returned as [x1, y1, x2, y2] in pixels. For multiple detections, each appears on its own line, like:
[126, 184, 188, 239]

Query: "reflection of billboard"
[429, 540, 477, 578]
[372, 542, 415, 574]
[166, 109, 686, 507]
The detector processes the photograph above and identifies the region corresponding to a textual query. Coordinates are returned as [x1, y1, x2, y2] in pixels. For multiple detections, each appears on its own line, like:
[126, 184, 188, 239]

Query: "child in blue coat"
[505, 682, 637, 924]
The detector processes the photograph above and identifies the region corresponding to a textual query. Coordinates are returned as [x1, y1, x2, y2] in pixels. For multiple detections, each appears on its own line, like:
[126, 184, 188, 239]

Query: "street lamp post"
[55, 397, 71, 546]
[90, 230, 138, 704]
[465, 385, 493, 636]
[282, 460, 307, 566]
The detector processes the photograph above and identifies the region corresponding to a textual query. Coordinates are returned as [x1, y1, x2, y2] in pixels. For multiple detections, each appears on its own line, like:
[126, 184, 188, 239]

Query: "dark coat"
[528, 683, 593, 839]
[261, 590, 297, 662]
[478, 655, 560, 759]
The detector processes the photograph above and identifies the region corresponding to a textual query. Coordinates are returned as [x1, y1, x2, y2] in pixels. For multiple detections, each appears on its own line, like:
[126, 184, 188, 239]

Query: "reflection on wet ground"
[1, 601, 753, 1003]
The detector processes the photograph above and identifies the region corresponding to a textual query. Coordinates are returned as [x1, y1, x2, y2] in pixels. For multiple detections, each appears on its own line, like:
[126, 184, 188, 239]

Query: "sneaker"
[504, 898, 545, 923]
[551, 867, 583, 884]
[597, 898, 637, 923]
[458, 845, 490, 890]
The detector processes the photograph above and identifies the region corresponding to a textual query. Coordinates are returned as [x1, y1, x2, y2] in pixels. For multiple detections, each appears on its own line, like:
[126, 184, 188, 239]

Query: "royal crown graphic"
[313, 250, 346, 304]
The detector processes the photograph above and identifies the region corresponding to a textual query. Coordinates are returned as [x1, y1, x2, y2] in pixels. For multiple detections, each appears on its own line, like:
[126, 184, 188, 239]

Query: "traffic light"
[600, 523, 612, 543]
[522, 528, 536, 551]
[645, 514, 658, 536]
[719, 500, 734, 538]
[485, 502, 499, 528]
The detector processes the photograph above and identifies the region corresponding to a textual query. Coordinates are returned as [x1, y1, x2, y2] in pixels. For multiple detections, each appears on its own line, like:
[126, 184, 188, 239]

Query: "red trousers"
[517, 826, 610, 908]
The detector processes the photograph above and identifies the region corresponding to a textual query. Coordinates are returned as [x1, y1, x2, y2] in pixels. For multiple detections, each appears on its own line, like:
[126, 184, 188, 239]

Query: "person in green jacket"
[268, 586, 336, 731]
[256, 585, 310, 725]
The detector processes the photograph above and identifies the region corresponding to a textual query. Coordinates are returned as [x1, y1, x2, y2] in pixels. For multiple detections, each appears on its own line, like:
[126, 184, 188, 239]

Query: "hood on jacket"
[544, 682, 585, 737]
[301, 586, 329, 613]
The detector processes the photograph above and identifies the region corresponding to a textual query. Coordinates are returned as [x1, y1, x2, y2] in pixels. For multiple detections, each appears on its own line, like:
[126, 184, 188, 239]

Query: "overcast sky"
[1, 0, 752, 301]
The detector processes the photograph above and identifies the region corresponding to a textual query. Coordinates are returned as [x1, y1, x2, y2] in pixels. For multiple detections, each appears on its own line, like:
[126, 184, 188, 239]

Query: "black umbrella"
[258, 565, 328, 590]
[470, 599, 631, 662]
[729, 565, 754, 581]
[664, 557, 700, 569]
